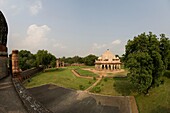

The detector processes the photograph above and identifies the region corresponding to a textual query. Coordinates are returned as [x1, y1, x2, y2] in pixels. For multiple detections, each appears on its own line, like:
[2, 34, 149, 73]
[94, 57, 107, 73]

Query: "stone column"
[56, 59, 59, 68]
[100, 64, 102, 70]
[113, 65, 115, 70]
[62, 61, 65, 67]
[12, 50, 20, 78]
[111, 65, 113, 70]
[119, 64, 121, 70]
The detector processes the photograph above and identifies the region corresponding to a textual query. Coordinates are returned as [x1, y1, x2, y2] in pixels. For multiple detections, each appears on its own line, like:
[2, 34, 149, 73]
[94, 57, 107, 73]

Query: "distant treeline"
[18, 49, 99, 71]
[59, 55, 98, 66]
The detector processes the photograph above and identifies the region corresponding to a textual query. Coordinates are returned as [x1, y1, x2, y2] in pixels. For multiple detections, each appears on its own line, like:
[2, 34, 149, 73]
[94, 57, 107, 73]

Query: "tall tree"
[35, 50, 56, 68]
[124, 32, 165, 93]
[18, 50, 36, 70]
[160, 34, 170, 70]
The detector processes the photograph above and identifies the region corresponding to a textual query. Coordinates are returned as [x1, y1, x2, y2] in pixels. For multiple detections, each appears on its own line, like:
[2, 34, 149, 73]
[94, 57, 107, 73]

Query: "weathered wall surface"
[0, 55, 8, 79]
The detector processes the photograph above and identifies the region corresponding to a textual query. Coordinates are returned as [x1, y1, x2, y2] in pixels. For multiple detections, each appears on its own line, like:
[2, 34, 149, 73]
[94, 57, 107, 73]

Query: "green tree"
[160, 34, 170, 70]
[35, 50, 56, 68]
[124, 32, 164, 93]
[84, 54, 98, 66]
[18, 50, 36, 70]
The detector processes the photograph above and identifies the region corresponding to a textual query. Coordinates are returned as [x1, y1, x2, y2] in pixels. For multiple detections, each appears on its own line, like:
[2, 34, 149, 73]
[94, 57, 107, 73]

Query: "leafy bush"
[104, 78, 108, 82]
[164, 70, 170, 78]
[93, 77, 96, 80]
[79, 85, 85, 90]
[92, 86, 101, 93]
[88, 81, 92, 84]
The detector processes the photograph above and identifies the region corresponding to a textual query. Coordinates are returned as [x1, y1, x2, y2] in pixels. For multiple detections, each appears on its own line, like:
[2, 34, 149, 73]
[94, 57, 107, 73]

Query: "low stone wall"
[12, 78, 53, 113]
[21, 67, 44, 80]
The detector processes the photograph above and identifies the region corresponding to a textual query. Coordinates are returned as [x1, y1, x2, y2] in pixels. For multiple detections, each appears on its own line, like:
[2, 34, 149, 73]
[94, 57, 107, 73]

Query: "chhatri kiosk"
[95, 49, 121, 71]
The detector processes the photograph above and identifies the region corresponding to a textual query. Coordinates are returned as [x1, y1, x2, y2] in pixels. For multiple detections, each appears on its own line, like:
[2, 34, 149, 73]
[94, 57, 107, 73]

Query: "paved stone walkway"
[0, 76, 27, 113]
[28, 84, 132, 113]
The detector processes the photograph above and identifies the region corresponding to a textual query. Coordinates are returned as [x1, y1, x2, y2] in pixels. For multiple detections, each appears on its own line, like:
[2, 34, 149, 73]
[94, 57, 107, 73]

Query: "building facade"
[0, 11, 8, 79]
[95, 49, 121, 71]
[56, 59, 65, 68]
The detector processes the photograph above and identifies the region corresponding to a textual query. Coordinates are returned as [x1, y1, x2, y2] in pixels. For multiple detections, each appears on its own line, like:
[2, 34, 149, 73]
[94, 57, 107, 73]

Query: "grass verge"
[75, 68, 99, 77]
[24, 67, 96, 90]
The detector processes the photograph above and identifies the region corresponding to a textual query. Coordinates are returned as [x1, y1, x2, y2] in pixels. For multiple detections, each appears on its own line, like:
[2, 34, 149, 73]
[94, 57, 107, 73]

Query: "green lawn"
[24, 66, 170, 113]
[107, 70, 128, 77]
[92, 76, 170, 113]
[24, 67, 96, 90]
[90, 77, 135, 96]
[135, 77, 170, 113]
[75, 68, 99, 77]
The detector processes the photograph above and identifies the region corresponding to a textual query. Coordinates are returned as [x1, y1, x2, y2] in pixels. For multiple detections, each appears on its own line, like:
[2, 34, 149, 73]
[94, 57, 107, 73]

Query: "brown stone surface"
[12, 50, 20, 77]
[0, 45, 7, 52]
[28, 84, 132, 113]
[0, 56, 8, 79]
[0, 76, 27, 113]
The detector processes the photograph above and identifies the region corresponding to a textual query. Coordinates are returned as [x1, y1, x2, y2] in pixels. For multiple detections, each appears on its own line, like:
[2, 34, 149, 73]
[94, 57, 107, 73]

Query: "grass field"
[75, 68, 99, 77]
[24, 66, 170, 113]
[92, 76, 170, 113]
[107, 70, 128, 77]
[90, 77, 135, 96]
[135, 77, 170, 113]
[24, 67, 96, 90]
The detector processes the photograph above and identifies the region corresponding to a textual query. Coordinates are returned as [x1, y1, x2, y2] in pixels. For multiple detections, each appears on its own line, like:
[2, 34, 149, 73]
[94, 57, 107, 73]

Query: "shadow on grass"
[113, 77, 135, 96]
[151, 106, 170, 113]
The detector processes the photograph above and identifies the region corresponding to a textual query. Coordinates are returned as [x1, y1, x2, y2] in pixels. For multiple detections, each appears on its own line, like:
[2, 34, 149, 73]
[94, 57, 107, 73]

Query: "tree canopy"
[124, 32, 170, 93]
[60, 54, 98, 66]
[19, 49, 56, 70]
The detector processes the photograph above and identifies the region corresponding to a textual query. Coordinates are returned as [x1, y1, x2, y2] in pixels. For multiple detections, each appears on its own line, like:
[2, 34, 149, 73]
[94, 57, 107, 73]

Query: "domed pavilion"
[95, 49, 121, 71]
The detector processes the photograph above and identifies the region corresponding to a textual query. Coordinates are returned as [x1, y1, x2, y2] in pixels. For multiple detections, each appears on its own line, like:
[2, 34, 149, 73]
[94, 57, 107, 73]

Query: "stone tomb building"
[95, 49, 121, 71]
[0, 11, 8, 79]
[56, 59, 65, 68]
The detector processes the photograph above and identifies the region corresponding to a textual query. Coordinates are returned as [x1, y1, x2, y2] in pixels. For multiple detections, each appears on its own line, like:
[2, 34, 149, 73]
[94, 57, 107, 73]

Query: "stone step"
[0, 82, 13, 89]
[0, 85, 12, 90]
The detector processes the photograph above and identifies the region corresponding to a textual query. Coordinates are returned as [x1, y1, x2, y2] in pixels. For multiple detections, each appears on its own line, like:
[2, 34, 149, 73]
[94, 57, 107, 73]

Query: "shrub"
[92, 86, 101, 93]
[164, 70, 170, 78]
[88, 81, 92, 84]
[79, 85, 85, 90]
[93, 77, 96, 80]
[104, 78, 108, 82]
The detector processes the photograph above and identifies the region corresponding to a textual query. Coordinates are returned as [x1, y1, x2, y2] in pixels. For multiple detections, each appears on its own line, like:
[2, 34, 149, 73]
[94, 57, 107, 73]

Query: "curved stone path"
[71, 70, 102, 91]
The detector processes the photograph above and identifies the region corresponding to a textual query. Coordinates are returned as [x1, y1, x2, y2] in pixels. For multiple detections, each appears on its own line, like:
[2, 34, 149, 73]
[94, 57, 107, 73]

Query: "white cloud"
[22, 24, 50, 51]
[53, 43, 66, 49]
[30, 0, 42, 15]
[112, 39, 121, 45]
[93, 43, 106, 49]
[9, 24, 67, 56]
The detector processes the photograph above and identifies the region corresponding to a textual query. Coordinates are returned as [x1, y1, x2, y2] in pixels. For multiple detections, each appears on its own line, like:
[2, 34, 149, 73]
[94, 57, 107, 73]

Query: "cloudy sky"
[0, 0, 170, 57]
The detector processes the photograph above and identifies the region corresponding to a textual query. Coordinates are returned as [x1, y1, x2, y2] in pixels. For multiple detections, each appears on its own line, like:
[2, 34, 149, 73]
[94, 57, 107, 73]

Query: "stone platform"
[28, 84, 131, 113]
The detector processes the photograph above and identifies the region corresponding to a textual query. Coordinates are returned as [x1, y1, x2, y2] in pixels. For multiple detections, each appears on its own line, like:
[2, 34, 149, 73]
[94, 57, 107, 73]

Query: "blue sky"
[0, 0, 170, 57]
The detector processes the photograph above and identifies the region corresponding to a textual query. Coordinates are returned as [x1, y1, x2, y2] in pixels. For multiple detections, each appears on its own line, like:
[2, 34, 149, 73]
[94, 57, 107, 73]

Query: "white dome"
[100, 49, 116, 61]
